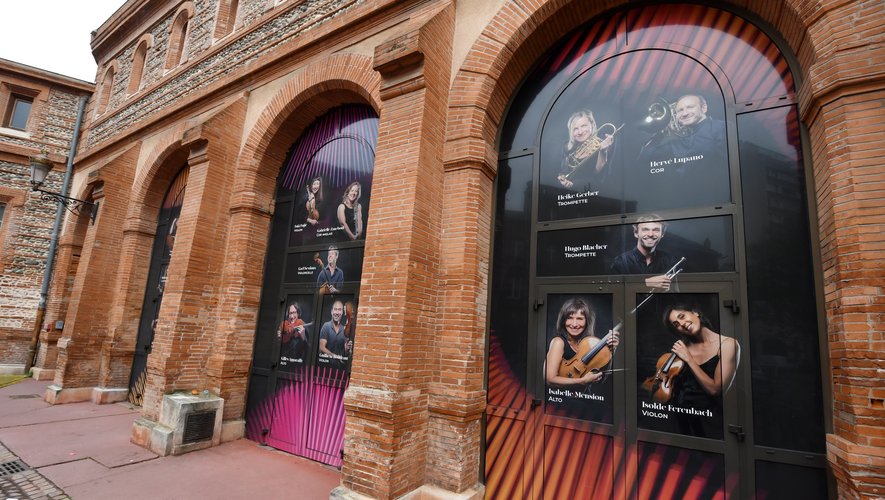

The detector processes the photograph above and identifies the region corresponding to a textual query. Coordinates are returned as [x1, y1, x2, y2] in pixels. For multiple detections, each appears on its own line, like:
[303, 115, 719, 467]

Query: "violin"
[641, 353, 684, 403]
[558, 323, 621, 380]
[306, 190, 319, 221]
[313, 253, 333, 295]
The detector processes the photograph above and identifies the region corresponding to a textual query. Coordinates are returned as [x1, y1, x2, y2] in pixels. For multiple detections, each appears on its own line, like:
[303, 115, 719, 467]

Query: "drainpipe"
[25, 93, 89, 374]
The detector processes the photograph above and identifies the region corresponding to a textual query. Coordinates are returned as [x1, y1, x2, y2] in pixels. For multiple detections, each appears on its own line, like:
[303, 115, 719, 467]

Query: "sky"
[1, 0, 127, 82]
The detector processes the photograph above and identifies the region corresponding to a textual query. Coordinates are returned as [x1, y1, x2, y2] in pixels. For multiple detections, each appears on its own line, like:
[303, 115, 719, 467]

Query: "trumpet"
[638, 98, 689, 138]
[562, 123, 623, 177]
[630, 257, 686, 315]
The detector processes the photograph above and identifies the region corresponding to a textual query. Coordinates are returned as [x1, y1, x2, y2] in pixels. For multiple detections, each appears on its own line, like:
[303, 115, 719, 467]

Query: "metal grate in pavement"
[0, 459, 29, 478]
[8, 394, 41, 399]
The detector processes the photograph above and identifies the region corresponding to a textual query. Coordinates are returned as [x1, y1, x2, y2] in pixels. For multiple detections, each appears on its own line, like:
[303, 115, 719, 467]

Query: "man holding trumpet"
[611, 215, 682, 291]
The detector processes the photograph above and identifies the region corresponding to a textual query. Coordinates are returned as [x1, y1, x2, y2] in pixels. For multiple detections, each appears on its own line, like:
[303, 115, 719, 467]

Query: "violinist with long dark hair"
[277, 302, 307, 361]
[659, 304, 740, 437]
[299, 176, 323, 225]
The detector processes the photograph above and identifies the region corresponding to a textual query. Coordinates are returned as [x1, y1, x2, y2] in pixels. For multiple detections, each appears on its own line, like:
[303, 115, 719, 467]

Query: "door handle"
[727, 424, 745, 442]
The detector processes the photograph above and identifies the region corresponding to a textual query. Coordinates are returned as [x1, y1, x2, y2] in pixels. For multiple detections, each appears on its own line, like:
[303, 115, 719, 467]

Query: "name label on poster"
[640, 400, 713, 418]
[297, 266, 315, 276]
[648, 154, 705, 173]
[557, 190, 599, 206]
[548, 387, 604, 402]
[316, 225, 345, 238]
[292, 223, 307, 233]
[564, 243, 608, 259]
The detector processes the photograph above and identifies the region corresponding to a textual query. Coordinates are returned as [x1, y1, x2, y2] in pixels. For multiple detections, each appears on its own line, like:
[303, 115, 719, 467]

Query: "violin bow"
[629, 257, 686, 315]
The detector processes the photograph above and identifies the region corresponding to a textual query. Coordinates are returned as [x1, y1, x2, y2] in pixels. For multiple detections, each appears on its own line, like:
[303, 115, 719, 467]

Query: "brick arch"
[237, 52, 381, 203]
[127, 134, 191, 228]
[443, 0, 818, 171]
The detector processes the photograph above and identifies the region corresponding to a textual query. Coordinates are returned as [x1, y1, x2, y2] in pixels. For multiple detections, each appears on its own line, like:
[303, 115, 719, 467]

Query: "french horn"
[638, 98, 689, 137]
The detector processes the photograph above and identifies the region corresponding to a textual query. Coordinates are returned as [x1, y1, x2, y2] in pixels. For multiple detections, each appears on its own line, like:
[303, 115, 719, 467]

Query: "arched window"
[127, 36, 153, 94]
[164, 5, 194, 70]
[486, 4, 827, 499]
[96, 65, 116, 115]
[213, 0, 239, 40]
[245, 105, 379, 468]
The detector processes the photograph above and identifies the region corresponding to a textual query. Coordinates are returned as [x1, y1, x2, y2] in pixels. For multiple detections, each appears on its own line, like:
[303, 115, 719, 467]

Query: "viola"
[557, 323, 621, 380]
[344, 302, 354, 339]
[641, 353, 684, 403]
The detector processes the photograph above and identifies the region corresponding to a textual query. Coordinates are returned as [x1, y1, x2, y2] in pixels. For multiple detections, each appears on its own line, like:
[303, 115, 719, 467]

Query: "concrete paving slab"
[37, 457, 110, 488]
[0, 379, 134, 426]
[0, 410, 157, 468]
[62, 440, 340, 500]
[0, 378, 342, 499]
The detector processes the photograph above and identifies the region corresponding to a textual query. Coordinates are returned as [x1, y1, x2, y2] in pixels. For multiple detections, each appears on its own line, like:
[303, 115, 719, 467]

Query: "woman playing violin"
[661, 304, 740, 437]
[300, 176, 323, 225]
[545, 297, 619, 388]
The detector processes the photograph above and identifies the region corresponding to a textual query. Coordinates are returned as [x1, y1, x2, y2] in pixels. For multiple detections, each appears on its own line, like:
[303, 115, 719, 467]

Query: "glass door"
[626, 282, 743, 499]
[529, 282, 746, 499]
[532, 285, 626, 499]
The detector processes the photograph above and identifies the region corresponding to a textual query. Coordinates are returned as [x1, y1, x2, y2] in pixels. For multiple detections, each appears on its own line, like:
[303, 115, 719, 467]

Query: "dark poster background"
[246, 105, 377, 469]
[544, 293, 616, 423]
[635, 293, 725, 439]
[537, 216, 735, 277]
[538, 50, 730, 221]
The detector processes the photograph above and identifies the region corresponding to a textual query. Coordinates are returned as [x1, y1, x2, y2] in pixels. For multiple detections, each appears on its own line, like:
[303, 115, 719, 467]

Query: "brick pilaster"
[197, 97, 261, 423]
[340, 4, 455, 499]
[140, 133, 233, 422]
[795, 0, 885, 496]
[48, 147, 138, 402]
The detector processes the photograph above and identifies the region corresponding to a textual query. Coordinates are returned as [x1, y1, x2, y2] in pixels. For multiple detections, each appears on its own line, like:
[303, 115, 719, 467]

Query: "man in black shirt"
[611, 216, 679, 291]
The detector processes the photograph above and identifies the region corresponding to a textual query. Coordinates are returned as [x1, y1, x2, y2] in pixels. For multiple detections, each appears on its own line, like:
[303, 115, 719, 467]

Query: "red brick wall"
[43, 0, 883, 498]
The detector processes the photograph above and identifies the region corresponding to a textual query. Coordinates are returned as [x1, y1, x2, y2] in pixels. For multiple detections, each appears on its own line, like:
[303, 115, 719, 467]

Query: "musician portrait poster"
[285, 136, 376, 248]
[536, 216, 736, 279]
[543, 293, 617, 423]
[539, 50, 731, 221]
[636, 293, 740, 440]
[316, 294, 356, 372]
[277, 296, 315, 370]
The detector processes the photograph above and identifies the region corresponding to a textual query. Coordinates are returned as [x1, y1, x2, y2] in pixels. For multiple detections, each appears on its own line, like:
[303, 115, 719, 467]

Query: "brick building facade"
[0, 59, 92, 375]
[33, 0, 883, 498]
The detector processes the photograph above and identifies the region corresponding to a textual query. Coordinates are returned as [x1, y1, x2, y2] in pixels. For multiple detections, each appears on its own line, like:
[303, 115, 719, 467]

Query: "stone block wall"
[0, 61, 91, 369]
[85, 0, 364, 149]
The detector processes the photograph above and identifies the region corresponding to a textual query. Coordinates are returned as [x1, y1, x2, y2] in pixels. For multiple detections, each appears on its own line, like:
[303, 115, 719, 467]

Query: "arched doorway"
[128, 165, 188, 405]
[485, 4, 828, 498]
[245, 104, 379, 467]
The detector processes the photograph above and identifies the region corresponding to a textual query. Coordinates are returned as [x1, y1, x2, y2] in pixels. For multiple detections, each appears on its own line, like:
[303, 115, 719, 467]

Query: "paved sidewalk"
[0, 378, 341, 499]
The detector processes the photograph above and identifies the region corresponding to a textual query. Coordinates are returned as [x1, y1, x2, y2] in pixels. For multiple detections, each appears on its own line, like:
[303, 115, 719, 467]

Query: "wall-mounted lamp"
[29, 153, 98, 223]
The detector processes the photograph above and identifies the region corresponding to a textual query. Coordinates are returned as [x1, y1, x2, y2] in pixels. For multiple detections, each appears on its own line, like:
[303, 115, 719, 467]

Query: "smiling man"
[637, 93, 727, 171]
[610, 215, 679, 290]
